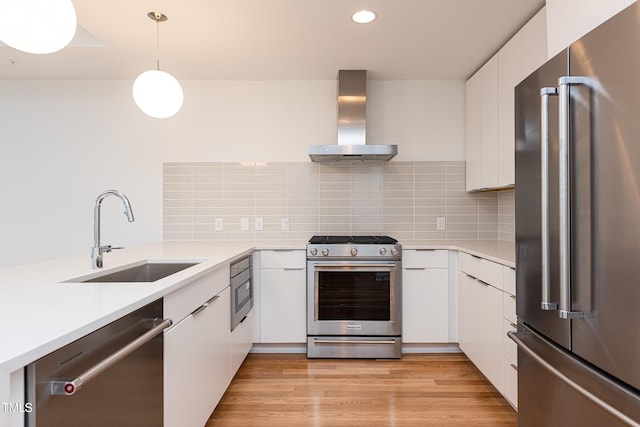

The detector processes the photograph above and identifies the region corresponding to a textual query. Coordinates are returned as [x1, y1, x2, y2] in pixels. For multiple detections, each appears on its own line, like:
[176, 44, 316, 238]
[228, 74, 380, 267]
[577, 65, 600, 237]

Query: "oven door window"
[316, 271, 392, 321]
[234, 280, 252, 313]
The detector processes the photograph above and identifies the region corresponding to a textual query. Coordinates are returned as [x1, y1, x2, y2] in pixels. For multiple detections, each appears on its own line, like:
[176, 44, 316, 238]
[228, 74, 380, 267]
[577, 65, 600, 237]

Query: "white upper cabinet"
[498, 8, 547, 186]
[465, 56, 499, 191]
[466, 7, 547, 191]
[546, 0, 636, 57]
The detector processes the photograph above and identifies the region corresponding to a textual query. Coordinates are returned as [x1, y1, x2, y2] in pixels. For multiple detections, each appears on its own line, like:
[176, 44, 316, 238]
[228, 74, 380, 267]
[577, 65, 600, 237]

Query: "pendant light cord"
[156, 18, 160, 71]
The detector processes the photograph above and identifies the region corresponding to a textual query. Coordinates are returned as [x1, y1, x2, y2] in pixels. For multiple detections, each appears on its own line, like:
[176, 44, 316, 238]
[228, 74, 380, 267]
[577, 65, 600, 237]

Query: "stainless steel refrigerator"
[513, 3, 640, 426]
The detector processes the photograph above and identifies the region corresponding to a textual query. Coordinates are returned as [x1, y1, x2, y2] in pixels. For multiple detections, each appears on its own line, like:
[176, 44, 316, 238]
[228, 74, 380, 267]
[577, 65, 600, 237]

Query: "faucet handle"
[100, 245, 124, 254]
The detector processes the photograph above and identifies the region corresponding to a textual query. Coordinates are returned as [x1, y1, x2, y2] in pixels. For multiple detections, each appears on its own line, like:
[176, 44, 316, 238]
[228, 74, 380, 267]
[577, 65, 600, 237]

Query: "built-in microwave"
[230, 255, 253, 331]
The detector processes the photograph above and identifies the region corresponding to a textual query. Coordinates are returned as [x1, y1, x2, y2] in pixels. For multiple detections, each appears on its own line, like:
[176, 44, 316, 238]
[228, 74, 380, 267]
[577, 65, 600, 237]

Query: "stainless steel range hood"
[309, 70, 398, 162]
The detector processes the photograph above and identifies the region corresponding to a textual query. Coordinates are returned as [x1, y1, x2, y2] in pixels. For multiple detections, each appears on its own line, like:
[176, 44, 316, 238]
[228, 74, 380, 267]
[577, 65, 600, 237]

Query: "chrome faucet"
[91, 190, 135, 269]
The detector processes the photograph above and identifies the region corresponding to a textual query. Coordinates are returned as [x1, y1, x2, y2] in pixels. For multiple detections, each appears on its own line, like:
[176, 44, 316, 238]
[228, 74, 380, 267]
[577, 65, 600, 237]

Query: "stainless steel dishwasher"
[26, 299, 171, 426]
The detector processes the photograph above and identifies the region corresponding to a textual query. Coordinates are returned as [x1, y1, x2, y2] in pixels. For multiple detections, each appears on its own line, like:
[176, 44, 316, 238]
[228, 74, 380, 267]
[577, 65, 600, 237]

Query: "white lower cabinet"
[258, 250, 307, 343]
[260, 267, 306, 343]
[164, 269, 232, 427]
[402, 250, 450, 343]
[231, 309, 254, 376]
[503, 358, 518, 407]
[458, 271, 504, 392]
[502, 269, 518, 408]
[458, 252, 518, 407]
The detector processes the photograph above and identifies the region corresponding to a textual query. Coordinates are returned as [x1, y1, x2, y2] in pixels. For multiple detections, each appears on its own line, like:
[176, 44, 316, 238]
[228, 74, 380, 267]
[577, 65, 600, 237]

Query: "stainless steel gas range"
[306, 235, 402, 359]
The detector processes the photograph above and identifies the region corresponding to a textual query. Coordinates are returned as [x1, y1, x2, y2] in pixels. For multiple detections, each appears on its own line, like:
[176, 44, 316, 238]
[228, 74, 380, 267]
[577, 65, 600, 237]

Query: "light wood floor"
[207, 353, 517, 426]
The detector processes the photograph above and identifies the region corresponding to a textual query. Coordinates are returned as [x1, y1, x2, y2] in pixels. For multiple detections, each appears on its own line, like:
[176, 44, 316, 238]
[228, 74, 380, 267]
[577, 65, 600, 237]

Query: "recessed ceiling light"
[351, 10, 376, 24]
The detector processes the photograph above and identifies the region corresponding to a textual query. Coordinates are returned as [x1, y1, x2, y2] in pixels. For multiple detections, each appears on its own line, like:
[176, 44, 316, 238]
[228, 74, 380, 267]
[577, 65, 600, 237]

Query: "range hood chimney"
[308, 70, 398, 162]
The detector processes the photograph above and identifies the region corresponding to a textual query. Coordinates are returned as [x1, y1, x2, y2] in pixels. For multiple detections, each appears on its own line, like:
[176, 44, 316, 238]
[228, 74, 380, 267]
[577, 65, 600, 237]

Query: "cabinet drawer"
[459, 252, 503, 289]
[165, 266, 230, 323]
[503, 292, 516, 324]
[403, 249, 448, 269]
[503, 359, 518, 408]
[503, 266, 516, 296]
[260, 250, 306, 269]
[503, 319, 517, 364]
[231, 309, 253, 376]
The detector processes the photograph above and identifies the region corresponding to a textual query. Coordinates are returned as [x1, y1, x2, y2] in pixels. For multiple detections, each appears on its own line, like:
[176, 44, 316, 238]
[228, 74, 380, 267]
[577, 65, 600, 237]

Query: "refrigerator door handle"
[508, 330, 640, 427]
[540, 86, 559, 311]
[557, 76, 588, 320]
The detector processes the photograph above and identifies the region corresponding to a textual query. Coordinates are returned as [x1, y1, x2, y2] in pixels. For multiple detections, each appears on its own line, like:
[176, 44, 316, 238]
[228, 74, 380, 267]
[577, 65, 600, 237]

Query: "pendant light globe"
[133, 69, 184, 119]
[0, 0, 77, 54]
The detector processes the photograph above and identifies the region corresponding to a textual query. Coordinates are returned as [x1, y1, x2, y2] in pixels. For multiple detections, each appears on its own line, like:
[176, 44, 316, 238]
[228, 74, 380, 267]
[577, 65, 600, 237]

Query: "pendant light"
[0, 0, 77, 54]
[132, 11, 183, 119]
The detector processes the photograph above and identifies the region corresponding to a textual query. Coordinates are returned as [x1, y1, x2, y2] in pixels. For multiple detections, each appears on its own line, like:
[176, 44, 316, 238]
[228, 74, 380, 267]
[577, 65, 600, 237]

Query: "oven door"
[307, 260, 402, 336]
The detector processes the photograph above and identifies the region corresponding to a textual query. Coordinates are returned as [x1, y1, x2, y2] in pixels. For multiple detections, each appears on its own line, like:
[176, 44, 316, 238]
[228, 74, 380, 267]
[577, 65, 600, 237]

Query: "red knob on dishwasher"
[64, 383, 75, 395]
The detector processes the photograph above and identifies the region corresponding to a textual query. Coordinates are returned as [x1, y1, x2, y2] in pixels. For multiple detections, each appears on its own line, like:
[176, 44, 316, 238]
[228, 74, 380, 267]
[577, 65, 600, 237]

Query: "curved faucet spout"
[91, 190, 135, 269]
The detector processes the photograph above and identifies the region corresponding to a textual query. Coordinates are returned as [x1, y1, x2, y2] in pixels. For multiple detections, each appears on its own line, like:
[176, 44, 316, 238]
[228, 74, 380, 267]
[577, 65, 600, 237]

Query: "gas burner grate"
[308, 235, 398, 245]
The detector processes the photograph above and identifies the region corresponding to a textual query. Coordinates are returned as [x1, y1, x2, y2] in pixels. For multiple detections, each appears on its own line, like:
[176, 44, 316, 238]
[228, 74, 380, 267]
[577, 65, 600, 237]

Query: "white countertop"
[0, 239, 513, 375]
[402, 240, 515, 267]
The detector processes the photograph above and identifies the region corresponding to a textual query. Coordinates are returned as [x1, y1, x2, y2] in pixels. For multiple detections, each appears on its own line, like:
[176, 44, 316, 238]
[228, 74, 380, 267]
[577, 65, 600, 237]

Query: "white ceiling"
[0, 0, 545, 81]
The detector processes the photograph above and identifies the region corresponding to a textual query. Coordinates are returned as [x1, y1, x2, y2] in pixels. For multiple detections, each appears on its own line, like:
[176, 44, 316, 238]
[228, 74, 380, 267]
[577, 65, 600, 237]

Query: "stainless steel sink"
[65, 261, 201, 283]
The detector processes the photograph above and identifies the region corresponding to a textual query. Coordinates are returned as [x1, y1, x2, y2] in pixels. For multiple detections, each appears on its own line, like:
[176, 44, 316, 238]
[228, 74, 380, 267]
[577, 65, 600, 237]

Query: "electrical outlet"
[281, 218, 290, 231]
[240, 217, 249, 231]
[255, 217, 264, 231]
[214, 218, 224, 231]
[436, 216, 446, 231]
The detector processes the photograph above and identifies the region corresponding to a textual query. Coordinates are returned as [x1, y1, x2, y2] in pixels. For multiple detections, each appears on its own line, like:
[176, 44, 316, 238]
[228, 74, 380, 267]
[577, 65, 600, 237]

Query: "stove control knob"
[379, 248, 387, 255]
[310, 248, 318, 256]
[391, 247, 399, 256]
[351, 248, 358, 256]
[322, 248, 329, 256]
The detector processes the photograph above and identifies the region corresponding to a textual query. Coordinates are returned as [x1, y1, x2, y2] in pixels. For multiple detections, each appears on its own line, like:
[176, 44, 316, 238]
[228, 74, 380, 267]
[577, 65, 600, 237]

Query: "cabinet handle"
[191, 304, 207, 316]
[463, 272, 492, 288]
[283, 267, 304, 271]
[510, 363, 518, 372]
[205, 294, 220, 305]
[415, 249, 437, 252]
[540, 86, 559, 312]
[509, 322, 517, 329]
[405, 267, 427, 271]
[474, 278, 489, 287]
[191, 295, 220, 316]
[49, 319, 172, 396]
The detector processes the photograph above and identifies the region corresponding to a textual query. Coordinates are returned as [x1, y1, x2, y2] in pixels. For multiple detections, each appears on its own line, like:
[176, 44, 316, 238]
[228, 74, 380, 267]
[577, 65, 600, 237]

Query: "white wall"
[0, 79, 464, 268]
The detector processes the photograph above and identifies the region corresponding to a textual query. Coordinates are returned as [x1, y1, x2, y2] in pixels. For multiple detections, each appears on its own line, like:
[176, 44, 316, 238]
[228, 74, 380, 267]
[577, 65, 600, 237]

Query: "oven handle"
[313, 263, 398, 269]
[313, 339, 398, 345]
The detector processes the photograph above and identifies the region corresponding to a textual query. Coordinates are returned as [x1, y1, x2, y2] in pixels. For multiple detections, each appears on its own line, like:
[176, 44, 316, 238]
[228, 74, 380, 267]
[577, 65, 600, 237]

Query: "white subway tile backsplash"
[498, 189, 515, 242]
[162, 161, 514, 242]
